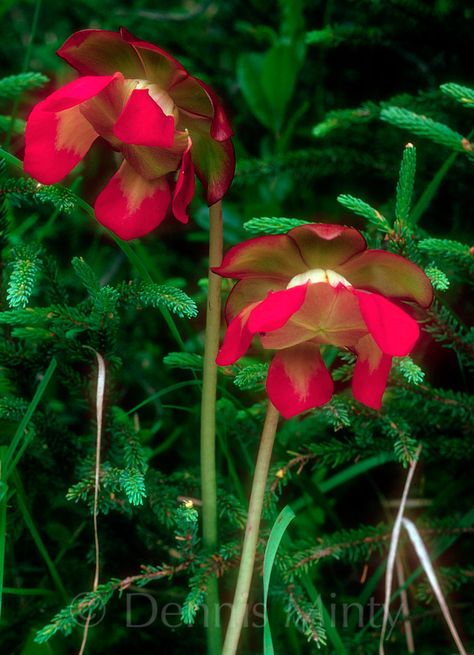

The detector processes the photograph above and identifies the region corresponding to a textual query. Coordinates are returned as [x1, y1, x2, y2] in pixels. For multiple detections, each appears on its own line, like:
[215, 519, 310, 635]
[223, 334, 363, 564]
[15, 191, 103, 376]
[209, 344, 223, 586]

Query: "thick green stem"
[200, 200, 223, 655]
[222, 402, 280, 655]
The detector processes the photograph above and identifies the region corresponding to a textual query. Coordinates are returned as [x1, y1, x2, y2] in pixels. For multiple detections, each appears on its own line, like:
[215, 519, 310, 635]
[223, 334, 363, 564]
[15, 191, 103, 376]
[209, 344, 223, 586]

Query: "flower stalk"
[222, 401, 280, 655]
[200, 200, 223, 655]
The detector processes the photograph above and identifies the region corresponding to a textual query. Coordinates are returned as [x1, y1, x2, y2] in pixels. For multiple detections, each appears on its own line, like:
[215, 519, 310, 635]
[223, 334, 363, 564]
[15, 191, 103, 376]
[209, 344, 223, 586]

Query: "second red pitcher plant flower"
[215, 224, 433, 418]
[23, 28, 234, 240]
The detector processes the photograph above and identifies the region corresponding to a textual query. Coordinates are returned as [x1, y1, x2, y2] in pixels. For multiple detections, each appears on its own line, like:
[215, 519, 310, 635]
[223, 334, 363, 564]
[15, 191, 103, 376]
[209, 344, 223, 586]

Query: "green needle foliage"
[6, 244, 42, 308]
[337, 194, 391, 232]
[380, 106, 474, 157]
[0, 72, 48, 99]
[243, 216, 307, 235]
[440, 82, 474, 108]
[0, 2, 473, 655]
[395, 144, 416, 223]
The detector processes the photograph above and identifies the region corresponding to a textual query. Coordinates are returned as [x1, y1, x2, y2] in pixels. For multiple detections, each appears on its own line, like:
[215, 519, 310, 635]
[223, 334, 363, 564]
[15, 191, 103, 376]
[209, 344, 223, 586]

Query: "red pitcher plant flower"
[23, 28, 234, 240]
[215, 223, 433, 418]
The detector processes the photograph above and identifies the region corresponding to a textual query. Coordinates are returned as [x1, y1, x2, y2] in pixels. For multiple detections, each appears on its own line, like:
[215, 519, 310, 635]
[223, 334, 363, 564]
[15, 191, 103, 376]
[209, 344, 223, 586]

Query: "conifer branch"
[337, 194, 391, 231]
[0, 72, 48, 99]
[380, 107, 474, 157]
[440, 83, 474, 108]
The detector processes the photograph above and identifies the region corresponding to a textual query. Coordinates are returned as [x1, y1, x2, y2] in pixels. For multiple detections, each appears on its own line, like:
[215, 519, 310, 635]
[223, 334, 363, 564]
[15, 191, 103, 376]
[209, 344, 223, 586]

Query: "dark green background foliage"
[0, 0, 473, 653]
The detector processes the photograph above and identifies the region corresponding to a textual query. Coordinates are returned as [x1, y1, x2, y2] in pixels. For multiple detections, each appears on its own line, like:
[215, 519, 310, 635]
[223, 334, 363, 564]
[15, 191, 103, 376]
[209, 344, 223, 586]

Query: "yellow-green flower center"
[287, 268, 352, 289]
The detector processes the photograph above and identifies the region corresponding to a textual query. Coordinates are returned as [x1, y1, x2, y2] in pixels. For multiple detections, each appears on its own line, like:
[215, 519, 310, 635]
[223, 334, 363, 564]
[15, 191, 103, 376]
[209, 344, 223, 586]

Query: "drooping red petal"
[288, 223, 367, 269]
[355, 290, 420, 356]
[113, 88, 175, 148]
[94, 161, 171, 240]
[178, 112, 234, 205]
[260, 283, 367, 350]
[337, 249, 433, 308]
[24, 75, 118, 184]
[266, 344, 334, 419]
[119, 27, 188, 88]
[58, 29, 145, 78]
[172, 139, 195, 223]
[352, 334, 393, 409]
[247, 284, 307, 333]
[216, 304, 258, 366]
[224, 278, 286, 322]
[214, 234, 305, 280]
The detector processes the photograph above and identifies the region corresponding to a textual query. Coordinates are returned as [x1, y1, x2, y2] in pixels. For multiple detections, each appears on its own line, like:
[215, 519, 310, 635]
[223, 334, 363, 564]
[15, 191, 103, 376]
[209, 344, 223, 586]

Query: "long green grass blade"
[263, 505, 295, 654]
[12, 472, 68, 601]
[319, 453, 394, 493]
[5, 358, 57, 479]
[3, 587, 55, 596]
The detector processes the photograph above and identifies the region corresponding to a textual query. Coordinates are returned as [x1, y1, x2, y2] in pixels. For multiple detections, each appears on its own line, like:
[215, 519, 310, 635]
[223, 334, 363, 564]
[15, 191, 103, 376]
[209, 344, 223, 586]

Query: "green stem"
[200, 200, 223, 655]
[222, 402, 280, 655]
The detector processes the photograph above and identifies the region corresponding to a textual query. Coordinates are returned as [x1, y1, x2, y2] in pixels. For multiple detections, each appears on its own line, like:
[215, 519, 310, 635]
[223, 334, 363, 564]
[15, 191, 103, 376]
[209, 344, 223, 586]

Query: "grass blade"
[12, 471, 67, 601]
[263, 505, 295, 654]
[5, 358, 57, 479]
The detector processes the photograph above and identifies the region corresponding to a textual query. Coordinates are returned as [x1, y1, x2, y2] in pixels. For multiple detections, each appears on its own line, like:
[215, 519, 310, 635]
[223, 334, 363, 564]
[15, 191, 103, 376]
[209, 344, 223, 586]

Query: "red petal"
[58, 29, 144, 77]
[119, 27, 188, 88]
[172, 139, 195, 223]
[38, 74, 122, 112]
[94, 161, 171, 240]
[179, 112, 234, 204]
[214, 234, 305, 280]
[197, 79, 233, 141]
[224, 278, 286, 322]
[170, 77, 213, 117]
[24, 106, 96, 184]
[216, 304, 257, 366]
[260, 283, 367, 350]
[288, 223, 367, 269]
[114, 88, 175, 148]
[355, 290, 420, 356]
[247, 284, 307, 333]
[121, 130, 189, 181]
[338, 249, 433, 308]
[352, 334, 393, 409]
[78, 75, 132, 147]
[23, 75, 118, 184]
[266, 344, 333, 419]
[171, 76, 232, 141]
